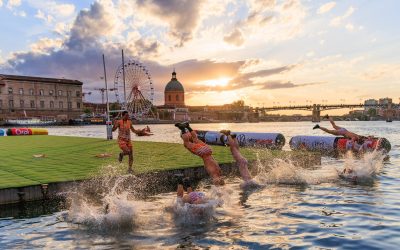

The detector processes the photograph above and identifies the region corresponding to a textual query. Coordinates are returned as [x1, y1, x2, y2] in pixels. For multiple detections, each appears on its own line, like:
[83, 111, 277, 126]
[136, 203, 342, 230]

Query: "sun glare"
[198, 77, 231, 87]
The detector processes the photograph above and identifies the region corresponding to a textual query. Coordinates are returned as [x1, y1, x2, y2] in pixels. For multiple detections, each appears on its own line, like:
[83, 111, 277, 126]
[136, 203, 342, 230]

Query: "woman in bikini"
[177, 182, 207, 204]
[313, 115, 362, 140]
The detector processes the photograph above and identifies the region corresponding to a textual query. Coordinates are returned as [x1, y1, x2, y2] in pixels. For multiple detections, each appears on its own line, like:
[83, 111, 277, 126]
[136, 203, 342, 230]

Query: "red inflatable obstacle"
[289, 135, 391, 154]
[9, 128, 32, 136]
[1, 128, 49, 136]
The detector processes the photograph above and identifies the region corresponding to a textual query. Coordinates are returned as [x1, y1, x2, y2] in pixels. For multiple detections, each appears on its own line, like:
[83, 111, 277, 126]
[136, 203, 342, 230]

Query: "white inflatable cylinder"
[290, 135, 391, 154]
[196, 130, 285, 149]
[289, 136, 337, 153]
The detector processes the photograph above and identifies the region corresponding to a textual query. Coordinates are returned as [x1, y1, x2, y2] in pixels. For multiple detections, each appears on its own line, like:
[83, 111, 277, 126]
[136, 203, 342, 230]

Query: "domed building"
[157, 70, 189, 121]
[164, 71, 185, 107]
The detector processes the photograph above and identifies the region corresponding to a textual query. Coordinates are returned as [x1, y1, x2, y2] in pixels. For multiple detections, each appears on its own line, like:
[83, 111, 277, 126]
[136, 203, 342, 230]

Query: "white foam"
[66, 164, 151, 231]
[168, 185, 232, 225]
[253, 150, 385, 185]
[255, 158, 338, 185]
[340, 151, 385, 180]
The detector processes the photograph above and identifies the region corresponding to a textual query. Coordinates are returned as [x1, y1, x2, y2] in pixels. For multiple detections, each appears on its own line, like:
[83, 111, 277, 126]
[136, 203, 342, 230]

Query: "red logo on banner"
[11, 128, 33, 136]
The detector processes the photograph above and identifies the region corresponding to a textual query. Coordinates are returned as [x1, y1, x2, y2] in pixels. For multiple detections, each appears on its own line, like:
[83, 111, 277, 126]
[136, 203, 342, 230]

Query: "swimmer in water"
[220, 130, 259, 188]
[177, 183, 207, 205]
[175, 122, 225, 186]
[134, 127, 153, 136]
[313, 114, 362, 140]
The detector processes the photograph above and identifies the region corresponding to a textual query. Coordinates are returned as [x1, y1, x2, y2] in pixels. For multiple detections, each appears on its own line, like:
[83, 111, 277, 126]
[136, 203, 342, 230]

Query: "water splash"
[339, 150, 385, 182]
[168, 185, 232, 226]
[253, 149, 386, 185]
[66, 164, 151, 231]
[255, 158, 338, 185]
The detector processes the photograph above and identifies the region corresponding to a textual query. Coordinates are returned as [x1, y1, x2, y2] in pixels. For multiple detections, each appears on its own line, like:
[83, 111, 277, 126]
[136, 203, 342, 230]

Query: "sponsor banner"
[11, 128, 33, 136]
[197, 130, 285, 149]
[290, 136, 337, 152]
[291, 136, 391, 154]
[337, 138, 379, 152]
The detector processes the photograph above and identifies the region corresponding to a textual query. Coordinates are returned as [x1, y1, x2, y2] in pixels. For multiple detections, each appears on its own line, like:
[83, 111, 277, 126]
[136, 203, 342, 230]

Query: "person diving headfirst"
[219, 130, 260, 188]
[175, 122, 225, 186]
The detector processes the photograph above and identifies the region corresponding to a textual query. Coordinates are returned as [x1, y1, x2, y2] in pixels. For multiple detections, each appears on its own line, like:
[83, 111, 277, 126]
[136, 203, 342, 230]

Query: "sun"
[198, 77, 231, 87]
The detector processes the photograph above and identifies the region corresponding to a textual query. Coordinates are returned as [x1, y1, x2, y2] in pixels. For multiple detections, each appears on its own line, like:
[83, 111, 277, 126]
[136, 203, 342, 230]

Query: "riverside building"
[0, 74, 83, 121]
[157, 70, 189, 121]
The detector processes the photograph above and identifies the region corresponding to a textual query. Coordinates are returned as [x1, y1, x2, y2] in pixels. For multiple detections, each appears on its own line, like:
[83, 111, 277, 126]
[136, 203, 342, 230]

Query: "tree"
[367, 108, 377, 117]
[83, 108, 92, 114]
[231, 100, 245, 110]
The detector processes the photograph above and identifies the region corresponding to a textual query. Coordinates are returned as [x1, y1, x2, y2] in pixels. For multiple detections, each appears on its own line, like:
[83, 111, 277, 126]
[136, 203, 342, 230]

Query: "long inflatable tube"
[289, 135, 391, 154]
[196, 130, 285, 149]
[31, 128, 49, 135]
[0, 128, 48, 136]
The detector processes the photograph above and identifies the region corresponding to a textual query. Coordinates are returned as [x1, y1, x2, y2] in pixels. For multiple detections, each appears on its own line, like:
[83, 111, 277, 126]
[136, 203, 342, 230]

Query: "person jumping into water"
[175, 122, 225, 186]
[177, 178, 207, 204]
[112, 111, 141, 174]
[313, 115, 362, 140]
[219, 130, 259, 188]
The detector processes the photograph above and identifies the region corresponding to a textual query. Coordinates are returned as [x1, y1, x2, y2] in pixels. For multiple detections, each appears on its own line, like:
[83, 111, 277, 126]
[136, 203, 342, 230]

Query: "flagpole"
[122, 49, 127, 108]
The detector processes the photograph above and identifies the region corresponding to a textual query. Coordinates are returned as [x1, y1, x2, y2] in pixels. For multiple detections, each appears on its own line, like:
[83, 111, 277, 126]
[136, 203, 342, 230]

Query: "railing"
[258, 103, 400, 112]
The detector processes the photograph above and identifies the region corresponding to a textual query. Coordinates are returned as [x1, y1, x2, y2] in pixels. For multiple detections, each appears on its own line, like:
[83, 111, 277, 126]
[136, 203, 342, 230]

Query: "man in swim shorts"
[219, 130, 259, 188]
[112, 111, 140, 174]
[313, 115, 362, 140]
[175, 122, 225, 186]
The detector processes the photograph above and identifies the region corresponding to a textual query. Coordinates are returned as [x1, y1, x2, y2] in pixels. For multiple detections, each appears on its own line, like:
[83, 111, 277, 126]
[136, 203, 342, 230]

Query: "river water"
[1, 121, 399, 249]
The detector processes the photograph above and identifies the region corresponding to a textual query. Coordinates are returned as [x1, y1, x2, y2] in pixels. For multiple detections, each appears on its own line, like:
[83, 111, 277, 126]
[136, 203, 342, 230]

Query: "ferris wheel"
[114, 59, 155, 119]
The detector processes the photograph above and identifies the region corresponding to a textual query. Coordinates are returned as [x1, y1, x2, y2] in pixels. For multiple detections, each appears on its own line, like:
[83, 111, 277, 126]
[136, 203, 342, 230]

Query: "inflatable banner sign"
[196, 130, 285, 149]
[10, 128, 33, 136]
[290, 135, 391, 154]
[1, 128, 48, 136]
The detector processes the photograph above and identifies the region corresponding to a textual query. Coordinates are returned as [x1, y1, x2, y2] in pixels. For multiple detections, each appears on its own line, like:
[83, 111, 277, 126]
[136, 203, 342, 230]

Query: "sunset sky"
[0, 0, 399, 113]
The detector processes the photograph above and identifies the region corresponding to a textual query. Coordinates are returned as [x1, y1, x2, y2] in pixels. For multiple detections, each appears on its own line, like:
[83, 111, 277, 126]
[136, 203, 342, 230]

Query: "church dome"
[165, 71, 184, 92]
